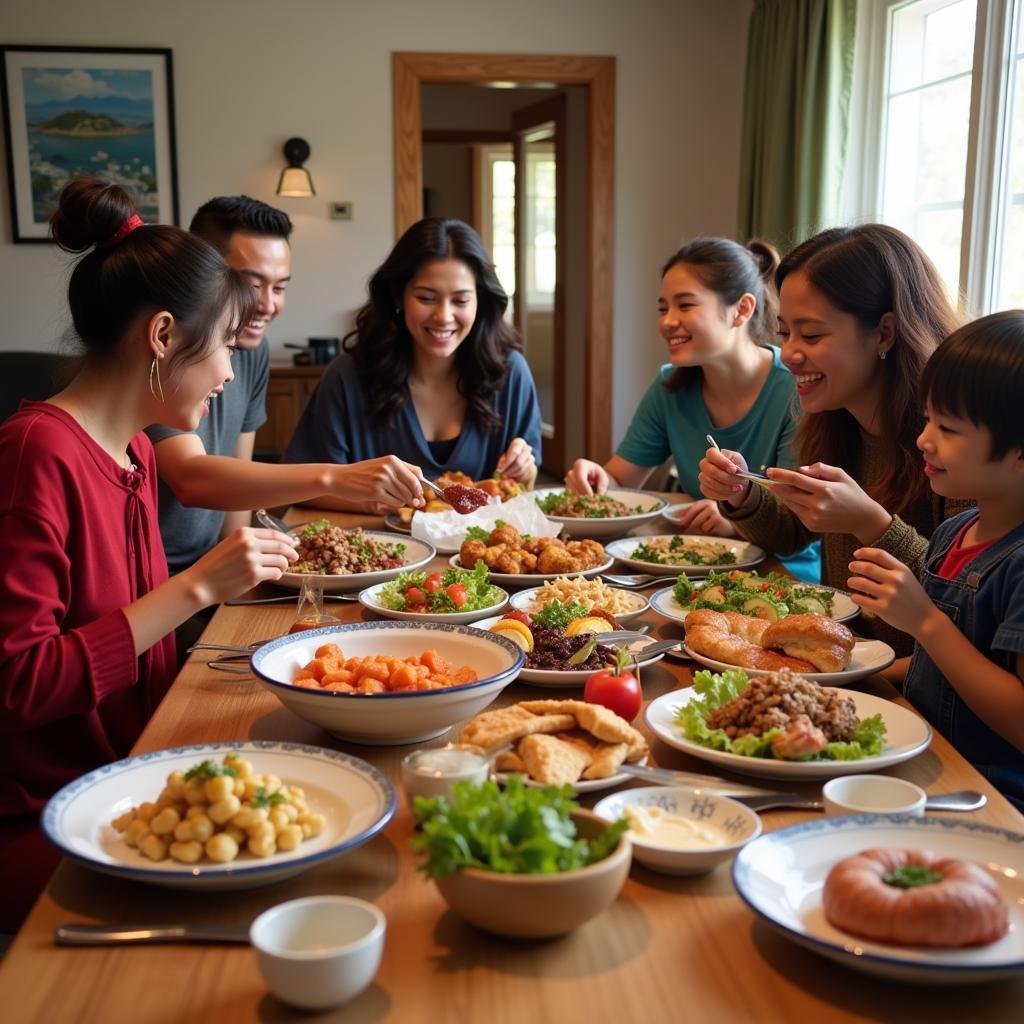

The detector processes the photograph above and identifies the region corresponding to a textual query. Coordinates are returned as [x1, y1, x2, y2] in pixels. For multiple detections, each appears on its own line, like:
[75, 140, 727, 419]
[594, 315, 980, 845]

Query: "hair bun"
[746, 238, 781, 281]
[50, 179, 138, 254]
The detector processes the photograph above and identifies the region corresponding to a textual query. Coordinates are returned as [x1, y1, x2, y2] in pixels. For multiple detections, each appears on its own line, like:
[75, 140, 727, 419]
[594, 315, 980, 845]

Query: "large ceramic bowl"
[531, 488, 668, 539]
[432, 810, 631, 938]
[251, 622, 524, 745]
[593, 786, 761, 875]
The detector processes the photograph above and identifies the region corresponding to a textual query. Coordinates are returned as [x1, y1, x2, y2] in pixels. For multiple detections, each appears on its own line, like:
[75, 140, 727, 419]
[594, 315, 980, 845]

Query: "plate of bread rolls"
[681, 610, 895, 685]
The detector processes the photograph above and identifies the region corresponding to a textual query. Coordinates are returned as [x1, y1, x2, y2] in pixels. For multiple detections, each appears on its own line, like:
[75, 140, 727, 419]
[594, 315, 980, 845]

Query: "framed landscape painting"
[0, 46, 179, 242]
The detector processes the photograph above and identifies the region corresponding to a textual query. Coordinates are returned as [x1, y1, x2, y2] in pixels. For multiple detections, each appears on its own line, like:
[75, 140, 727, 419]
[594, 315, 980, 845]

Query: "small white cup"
[822, 775, 926, 818]
[250, 895, 385, 1010]
[401, 745, 490, 805]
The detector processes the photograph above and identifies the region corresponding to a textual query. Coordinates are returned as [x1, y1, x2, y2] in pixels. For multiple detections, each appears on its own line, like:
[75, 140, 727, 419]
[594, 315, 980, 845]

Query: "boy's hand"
[847, 547, 934, 636]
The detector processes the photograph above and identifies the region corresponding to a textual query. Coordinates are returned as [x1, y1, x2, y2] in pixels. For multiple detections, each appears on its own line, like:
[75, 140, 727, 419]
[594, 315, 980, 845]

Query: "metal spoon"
[735, 790, 987, 813]
[55, 922, 250, 946]
[255, 508, 293, 535]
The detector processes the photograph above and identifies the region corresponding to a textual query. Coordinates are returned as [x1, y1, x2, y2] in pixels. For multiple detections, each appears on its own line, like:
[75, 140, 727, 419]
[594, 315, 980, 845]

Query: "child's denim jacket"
[903, 510, 1024, 811]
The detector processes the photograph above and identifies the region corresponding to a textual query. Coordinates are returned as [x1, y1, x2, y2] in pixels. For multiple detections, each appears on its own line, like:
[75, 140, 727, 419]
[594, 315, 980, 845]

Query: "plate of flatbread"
[457, 699, 648, 792]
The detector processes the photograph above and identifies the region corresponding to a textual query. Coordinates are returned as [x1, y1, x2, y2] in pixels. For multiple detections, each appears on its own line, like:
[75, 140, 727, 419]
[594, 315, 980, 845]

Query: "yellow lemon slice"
[491, 619, 534, 652]
[564, 616, 616, 636]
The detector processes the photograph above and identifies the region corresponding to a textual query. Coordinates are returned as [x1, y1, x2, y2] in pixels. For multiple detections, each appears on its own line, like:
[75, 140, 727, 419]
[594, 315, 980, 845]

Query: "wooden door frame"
[392, 52, 615, 462]
[512, 93, 567, 473]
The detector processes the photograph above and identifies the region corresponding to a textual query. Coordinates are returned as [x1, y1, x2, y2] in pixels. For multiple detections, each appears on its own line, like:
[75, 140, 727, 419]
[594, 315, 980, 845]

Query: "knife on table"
[55, 922, 250, 946]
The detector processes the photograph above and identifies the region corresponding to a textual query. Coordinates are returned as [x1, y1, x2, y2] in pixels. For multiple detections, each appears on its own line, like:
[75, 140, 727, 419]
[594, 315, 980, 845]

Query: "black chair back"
[0, 352, 79, 424]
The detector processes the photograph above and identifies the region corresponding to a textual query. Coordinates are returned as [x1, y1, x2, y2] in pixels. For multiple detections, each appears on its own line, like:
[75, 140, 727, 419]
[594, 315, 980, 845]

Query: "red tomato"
[502, 609, 533, 628]
[584, 666, 642, 722]
[446, 583, 468, 608]
[405, 586, 427, 605]
[423, 573, 443, 592]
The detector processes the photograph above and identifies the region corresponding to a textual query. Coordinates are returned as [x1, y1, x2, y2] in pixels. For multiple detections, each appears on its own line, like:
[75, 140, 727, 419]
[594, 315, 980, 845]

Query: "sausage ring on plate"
[823, 847, 1009, 948]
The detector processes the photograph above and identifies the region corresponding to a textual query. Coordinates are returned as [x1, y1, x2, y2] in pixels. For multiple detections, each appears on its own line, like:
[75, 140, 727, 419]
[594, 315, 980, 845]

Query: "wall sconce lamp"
[276, 137, 315, 198]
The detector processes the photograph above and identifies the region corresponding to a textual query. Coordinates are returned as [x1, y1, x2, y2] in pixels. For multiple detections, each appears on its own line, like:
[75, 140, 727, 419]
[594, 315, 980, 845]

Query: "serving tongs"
[601, 574, 682, 589]
[186, 639, 267, 676]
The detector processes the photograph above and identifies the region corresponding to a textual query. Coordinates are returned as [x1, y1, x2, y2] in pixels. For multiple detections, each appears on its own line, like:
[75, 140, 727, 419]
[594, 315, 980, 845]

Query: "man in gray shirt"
[146, 196, 424, 575]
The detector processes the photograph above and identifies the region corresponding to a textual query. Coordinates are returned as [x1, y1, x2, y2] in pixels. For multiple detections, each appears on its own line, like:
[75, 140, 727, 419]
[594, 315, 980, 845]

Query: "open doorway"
[392, 53, 615, 473]
[420, 84, 571, 471]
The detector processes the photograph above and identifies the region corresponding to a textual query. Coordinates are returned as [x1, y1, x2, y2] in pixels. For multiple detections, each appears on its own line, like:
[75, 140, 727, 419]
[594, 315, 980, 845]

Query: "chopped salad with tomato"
[378, 562, 504, 614]
[672, 569, 836, 620]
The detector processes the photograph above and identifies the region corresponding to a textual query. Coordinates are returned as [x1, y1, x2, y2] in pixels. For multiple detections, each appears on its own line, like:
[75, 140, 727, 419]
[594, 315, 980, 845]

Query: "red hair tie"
[105, 213, 144, 247]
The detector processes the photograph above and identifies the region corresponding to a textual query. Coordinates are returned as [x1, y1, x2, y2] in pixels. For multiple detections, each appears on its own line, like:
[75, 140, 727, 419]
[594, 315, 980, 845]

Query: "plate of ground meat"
[645, 682, 931, 779]
[277, 524, 436, 593]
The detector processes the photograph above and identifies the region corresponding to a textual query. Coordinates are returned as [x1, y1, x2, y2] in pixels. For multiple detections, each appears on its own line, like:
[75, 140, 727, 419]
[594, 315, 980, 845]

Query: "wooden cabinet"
[253, 365, 325, 460]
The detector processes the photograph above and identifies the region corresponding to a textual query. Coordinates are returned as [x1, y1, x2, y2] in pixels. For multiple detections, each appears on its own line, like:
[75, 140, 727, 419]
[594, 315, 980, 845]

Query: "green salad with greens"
[410, 775, 628, 878]
[672, 569, 836, 620]
[377, 561, 503, 614]
[674, 668, 887, 761]
[632, 535, 738, 567]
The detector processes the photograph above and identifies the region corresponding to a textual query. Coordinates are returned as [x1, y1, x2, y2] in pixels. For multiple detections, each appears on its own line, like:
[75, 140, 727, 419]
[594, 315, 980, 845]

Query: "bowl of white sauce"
[593, 786, 762, 875]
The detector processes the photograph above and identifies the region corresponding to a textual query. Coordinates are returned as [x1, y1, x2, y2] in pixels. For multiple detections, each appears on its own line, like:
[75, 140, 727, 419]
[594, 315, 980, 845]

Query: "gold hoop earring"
[149, 357, 165, 402]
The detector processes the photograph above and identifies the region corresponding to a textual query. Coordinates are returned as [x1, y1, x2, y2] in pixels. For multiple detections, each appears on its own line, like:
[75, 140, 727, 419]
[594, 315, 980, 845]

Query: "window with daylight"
[859, 0, 1024, 311]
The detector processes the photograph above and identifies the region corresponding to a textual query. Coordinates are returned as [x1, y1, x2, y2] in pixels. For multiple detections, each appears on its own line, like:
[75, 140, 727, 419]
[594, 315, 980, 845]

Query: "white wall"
[0, 0, 753, 446]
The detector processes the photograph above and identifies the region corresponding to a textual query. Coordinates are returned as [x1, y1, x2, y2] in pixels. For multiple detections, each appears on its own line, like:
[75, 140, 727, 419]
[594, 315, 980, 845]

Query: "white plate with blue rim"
[42, 741, 395, 891]
[732, 815, 1024, 983]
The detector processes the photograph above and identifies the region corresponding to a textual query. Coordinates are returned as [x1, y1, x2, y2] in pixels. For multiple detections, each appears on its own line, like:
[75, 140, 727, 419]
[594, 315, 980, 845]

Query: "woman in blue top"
[286, 218, 541, 485]
[565, 237, 819, 581]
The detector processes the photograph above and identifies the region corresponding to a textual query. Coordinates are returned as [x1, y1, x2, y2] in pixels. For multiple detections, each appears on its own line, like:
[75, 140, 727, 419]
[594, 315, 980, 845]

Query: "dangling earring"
[879, 350, 887, 361]
[149, 356, 165, 402]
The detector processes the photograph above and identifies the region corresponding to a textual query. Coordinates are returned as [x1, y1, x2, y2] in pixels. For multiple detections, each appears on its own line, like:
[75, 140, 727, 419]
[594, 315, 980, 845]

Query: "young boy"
[847, 310, 1024, 811]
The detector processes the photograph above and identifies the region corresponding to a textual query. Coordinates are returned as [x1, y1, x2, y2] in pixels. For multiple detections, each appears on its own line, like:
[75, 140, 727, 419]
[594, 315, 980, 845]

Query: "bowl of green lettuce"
[410, 776, 630, 938]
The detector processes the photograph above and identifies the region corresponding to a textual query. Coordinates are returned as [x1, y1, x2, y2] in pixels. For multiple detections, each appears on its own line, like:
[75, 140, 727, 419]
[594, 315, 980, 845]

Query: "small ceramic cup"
[822, 775, 927, 818]
[250, 895, 385, 1010]
[401, 745, 490, 806]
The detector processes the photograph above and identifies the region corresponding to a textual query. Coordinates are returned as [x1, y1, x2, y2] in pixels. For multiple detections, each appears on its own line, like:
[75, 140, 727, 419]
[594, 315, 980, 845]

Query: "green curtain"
[738, 0, 857, 251]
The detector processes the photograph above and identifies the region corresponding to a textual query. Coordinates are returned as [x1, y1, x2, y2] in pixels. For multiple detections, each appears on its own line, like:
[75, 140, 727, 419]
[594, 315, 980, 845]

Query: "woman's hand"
[668, 498, 738, 537]
[698, 446, 753, 507]
[331, 456, 426, 514]
[766, 464, 892, 541]
[186, 527, 298, 607]
[496, 438, 537, 485]
[564, 459, 610, 495]
[847, 547, 937, 637]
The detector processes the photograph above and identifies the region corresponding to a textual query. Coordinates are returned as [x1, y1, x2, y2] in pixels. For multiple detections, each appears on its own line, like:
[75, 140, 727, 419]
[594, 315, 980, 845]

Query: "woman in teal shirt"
[566, 237, 819, 580]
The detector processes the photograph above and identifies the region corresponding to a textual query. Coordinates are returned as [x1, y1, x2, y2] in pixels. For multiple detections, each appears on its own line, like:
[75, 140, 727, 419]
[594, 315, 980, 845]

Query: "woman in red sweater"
[0, 180, 298, 930]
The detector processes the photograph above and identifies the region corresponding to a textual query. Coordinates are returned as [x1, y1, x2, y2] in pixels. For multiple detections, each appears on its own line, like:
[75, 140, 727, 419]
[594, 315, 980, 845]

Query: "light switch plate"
[331, 201, 353, 220]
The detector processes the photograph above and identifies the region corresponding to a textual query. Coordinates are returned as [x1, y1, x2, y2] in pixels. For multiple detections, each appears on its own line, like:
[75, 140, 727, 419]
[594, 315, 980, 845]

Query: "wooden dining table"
[2, 502, 1022, 1023]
